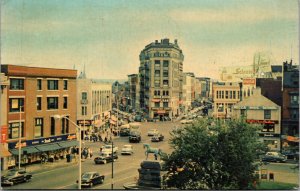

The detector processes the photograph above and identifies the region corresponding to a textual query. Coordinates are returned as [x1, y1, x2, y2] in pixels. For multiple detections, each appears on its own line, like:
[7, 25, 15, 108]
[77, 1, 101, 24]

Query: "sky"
[1, 0, 299, 80]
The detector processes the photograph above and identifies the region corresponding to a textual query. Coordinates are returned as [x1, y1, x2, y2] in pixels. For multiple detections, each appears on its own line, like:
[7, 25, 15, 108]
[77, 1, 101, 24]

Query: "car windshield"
[104, 145, 112, 149]
[82, 173, 93, 179]
[6, 170, 17, 176]
[123, 145, 131, 149]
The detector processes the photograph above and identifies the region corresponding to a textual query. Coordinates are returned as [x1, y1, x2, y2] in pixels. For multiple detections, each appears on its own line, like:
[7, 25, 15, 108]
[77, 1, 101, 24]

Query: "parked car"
[100, 144, 118, 154]
[77, 172, 104, 187]
[121, 144, 134, 155]
[129, 131, 141, 143]
[261, 152, 287, 163]
[180, 119, 193, 124]
[151, 133, 164, 142]
[94, 153, 119, 164]
[134, 115, 142, 122]
[1, 169, 32, 186]
[147, 129, 159, 136]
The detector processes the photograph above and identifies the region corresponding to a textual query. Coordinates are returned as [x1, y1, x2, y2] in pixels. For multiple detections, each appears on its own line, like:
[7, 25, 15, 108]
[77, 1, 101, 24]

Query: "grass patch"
[257, 181, 298, 190]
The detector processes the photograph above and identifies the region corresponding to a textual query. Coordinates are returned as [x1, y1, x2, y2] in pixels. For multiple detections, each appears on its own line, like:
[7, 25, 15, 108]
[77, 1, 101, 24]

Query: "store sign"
[78, 120, 91, 126]
[8, 134, 76, 149]
[243, 78, 256, 85]
[246, 119, 279, 124]
[236, 106, 278, 110]
[259, 133, 280, 137]
[1, 125, 8, 143]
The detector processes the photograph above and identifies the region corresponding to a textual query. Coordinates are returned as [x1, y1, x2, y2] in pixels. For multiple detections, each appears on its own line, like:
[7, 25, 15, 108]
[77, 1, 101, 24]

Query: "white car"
[121, 145, 134, 155]
[101, 144, 118, 154]
[180, 119, 193, 124]
[147, 129, 159, 136]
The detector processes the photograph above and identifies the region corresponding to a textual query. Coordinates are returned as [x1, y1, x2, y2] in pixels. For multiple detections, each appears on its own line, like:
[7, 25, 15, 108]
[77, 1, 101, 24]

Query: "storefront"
[0, 144, 12, 170]
[8, 134, 78, 167]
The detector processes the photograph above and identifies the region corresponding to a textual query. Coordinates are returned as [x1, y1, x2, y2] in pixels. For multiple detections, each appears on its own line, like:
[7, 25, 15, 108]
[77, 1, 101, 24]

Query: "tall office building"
[138, 38, 184, 119]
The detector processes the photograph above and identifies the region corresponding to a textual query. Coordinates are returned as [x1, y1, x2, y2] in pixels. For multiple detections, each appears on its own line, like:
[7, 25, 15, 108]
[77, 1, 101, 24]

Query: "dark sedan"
[261, 152, 287, 163]
[94, 153, 118, 164]
[1, 169, 32, 186]
[151, 133, 164, 142]
[77, 172, 105, 187]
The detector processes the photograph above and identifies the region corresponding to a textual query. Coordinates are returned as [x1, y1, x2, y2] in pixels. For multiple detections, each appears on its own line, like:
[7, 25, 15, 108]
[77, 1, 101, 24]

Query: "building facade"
[281, 60, 299, 150]
[182, 73, 195, 112]
[1, 65, 78, 168]
[212, 82, 242, 119]
[77, 73, 112, 134]
[128, 74, 140, 112]
[232, 88, 281, 151]
[138, 38, 184, 119]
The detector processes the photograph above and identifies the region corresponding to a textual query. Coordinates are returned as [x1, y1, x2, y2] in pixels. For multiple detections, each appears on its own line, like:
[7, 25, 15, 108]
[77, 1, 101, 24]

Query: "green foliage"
[162, 118, 264, 190]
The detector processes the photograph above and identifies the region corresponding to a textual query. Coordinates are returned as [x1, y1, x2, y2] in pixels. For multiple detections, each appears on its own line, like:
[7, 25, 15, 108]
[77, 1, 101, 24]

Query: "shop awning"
[157, 110, 166, 114]
[10, 146, 40, 155]
[152, 99, 160, 102]
[0, 144, 12, 157]
[286, 136, 299, 142]
[35, 143, 61, 152]
[57, 140, 78, 148]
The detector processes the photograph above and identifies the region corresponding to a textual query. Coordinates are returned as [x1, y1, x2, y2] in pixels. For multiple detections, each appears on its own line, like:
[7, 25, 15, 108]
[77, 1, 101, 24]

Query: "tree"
[161, 118, 263, 190]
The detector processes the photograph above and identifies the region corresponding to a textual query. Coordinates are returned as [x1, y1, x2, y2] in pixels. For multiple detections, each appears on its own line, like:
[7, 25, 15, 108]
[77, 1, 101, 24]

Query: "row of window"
[154, 70, 169, 77]
[154, 90, 169, 96]
[8, 117, 69, 139]
[154, 80, 169, 87]
[154, 60, 169, 67]
[9, 97, 68, 112]
[216, 90, 240, 99]
[240, 109, 271, 119]
[154, 102, 169, 108]
[10, 78, 68, 91]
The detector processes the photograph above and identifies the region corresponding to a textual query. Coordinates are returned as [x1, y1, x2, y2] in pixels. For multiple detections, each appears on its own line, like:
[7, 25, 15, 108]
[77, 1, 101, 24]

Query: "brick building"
[1, 65, 77, 168]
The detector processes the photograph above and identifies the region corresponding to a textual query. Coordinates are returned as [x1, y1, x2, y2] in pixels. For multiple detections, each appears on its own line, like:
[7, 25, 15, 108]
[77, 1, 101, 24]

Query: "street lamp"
[53, 115, 82, 189]
[18, 105, 24, 169]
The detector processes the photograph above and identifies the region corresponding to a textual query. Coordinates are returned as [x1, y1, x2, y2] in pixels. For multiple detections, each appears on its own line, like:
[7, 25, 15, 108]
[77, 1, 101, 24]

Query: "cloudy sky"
[1, 0, 299, 80]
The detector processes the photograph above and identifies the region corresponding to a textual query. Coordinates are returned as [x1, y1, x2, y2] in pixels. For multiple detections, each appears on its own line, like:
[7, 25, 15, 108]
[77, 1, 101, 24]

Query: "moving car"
[129, 131, 141, 143]
[151, 133, 164, 142]
[1, 169, 32, 186]
[78, 172, 104, 187]
[120, 125, 131, 136]
[94, 153, 118, 164]
[147, 129, 159, 136]
[100, 144, 118, 154]
[261, 152, 287, 163]
[121, 144, 134, 155]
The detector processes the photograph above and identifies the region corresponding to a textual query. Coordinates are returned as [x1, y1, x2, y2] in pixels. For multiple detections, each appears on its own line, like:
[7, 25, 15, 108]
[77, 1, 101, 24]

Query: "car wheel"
[89, 182, 93, 187]
[100, 178, 104, 184]
[104, 160, 107, 164]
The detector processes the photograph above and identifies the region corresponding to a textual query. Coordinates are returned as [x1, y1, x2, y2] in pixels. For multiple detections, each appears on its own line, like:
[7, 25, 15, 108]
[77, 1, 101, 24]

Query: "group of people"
[84, 128, 119, 143]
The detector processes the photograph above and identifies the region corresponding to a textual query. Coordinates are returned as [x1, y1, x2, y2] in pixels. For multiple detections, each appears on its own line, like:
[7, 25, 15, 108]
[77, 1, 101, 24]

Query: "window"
[291, 109, 299, 119]
[262, 123, 275, 132]
[155, 60, 160, 65]
[163, 70, 168, 77]
[50, 117, 55, 135]
[163, 102, 168, 107]
[229, 91, 232, 99]
[155, 70, 160, 77]
[163, 80, 168, 86]
[61, 116, 69, 134]
[34, 118, 43, 137]
[47, 97, 58, 110]
[264, 110, 271, 119]
[47, 80, 58, 90]
[154, 80, 160, 87]
[82, 106, 87, 115]
[155, 102, 160, 107]
[225, 91, 228, 99]
[9, 98, 24, 112]
[10, 78, 24, 90]
[37, 79, 42, 90]
[221, 91, 224, 99]
[241, 109, 246, 117]
[63, 80, 68, 90]
[163, 60, 169, 67]
[82, 92, 87, 100]
[37, 97, 42, 110]
[8, 122, 24, 139]
[291, 95, 299, 105]
[233, 91, 236, 99]
[63, 97, 68, 109]
[154, 90, 160, 96]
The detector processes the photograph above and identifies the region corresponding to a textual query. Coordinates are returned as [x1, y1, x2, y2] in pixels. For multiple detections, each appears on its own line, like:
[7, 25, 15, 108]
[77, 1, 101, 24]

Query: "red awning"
[157, 110, 166, 114]
[286, 136, 299, 142]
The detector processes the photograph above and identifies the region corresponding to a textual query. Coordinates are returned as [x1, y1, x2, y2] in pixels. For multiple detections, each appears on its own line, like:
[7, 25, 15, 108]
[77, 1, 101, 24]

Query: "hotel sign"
[246, 119, 279, 124]
[243, 78, 256, 85]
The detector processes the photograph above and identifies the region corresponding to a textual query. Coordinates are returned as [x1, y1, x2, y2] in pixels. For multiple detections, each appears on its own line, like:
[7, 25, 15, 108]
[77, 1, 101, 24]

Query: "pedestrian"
[104, 136, 107, 143]
[89, 149, 93, 158]
[154, 153, 158, 160]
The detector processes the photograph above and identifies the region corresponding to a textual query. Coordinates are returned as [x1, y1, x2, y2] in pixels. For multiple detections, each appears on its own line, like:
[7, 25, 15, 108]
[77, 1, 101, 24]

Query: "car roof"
[84, 171, 97, 174]
[123, 144, 132, 147]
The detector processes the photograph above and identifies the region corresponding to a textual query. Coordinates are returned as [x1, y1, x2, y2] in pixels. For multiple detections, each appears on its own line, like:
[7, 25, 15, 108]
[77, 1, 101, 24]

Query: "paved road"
[3, 120, 298, 189]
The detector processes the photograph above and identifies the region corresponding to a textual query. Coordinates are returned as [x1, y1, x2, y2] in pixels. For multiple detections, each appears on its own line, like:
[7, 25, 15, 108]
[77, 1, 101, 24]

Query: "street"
[3, 120, 299, 189]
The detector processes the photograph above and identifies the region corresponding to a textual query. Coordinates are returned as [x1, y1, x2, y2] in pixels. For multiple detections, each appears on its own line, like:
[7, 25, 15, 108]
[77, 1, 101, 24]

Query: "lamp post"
[18, 105, 24, 169]
[53, 115, 82, 189]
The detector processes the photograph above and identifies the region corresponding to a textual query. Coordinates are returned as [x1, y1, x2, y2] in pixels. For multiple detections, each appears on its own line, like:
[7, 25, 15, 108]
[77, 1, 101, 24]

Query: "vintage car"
[129, 131, 141, 143]
[151, 133, 164, 142]
[147, 129, 159, 136]
[1, 169, 32, 186]
[121, 144, 134, 155]
[94, 153, 119, 164]
[261, 152, 287, 163]
[77, 172, 105, 187]
[100, 144, 118, 154]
